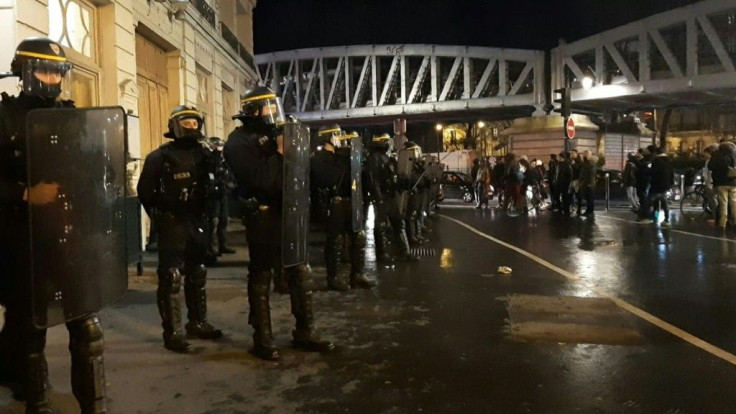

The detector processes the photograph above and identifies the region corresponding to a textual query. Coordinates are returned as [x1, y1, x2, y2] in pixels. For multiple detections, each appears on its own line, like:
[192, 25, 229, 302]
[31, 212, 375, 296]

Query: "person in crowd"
[475, 158, 491, 209]
[547, 154, 559, 211]
[709, 141, 736, 230]
[648, 146, 674, 226]
[556, 152, 574, 216]
[502, 153, 522, 212]
[636, 146, 655, 223]
[702, 144, 719, 220]
[569, 150, 583, 215]
[578, 150, 597, 217]
[623, 152, 639, 212]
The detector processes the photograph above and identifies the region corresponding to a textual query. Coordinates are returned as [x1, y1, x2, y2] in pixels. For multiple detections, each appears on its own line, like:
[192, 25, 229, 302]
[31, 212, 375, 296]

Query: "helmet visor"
[172, 115, 204, 139]
[22, 59, 73, 99]
[256, 97, 285, 126]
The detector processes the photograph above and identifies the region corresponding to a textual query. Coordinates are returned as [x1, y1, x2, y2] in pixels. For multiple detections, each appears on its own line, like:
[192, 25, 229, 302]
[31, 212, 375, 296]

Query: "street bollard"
[605, 173, 610, 211]
[680, 174, 685, 203]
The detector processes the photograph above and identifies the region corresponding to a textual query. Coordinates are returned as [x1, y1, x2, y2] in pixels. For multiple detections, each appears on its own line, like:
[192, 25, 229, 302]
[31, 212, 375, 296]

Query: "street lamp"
[435, 123, 443, 158]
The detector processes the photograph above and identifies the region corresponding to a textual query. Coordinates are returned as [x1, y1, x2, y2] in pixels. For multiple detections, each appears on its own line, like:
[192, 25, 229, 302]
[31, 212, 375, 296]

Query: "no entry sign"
[566, 117, 576, 139]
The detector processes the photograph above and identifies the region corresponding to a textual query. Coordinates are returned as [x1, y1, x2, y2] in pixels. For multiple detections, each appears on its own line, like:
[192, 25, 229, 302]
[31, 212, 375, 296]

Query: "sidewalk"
[0, 224, 396, 413]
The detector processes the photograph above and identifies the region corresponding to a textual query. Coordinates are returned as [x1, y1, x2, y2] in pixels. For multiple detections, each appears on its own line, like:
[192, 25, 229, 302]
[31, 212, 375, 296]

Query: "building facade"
[0, 0, 258, 242]
[1, 0, 257, 158]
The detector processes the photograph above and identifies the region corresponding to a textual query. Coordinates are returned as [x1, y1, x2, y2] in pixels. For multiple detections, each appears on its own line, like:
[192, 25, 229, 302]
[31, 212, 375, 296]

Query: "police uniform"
[205, 137, 235, 257]
[365, 134, 418, 262]
[404, 142, 429, 245]
[311, 127, 373, 291]
[137, 105, 223, 353]
[0, 38, 106, 414]
[224, 86, 333, 361]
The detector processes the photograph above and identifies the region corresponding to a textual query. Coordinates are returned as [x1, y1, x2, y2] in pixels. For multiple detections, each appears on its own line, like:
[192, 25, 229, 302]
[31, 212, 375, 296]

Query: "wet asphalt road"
[3, 205, 736, 413]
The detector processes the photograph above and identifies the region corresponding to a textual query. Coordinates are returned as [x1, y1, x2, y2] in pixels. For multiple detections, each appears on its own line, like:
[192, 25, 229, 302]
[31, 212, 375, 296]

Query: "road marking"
[439, 213, 736, 366]
[597, 213, 736, 243]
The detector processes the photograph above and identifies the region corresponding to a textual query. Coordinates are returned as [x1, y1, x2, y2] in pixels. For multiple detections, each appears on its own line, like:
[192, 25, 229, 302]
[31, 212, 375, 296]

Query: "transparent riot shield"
[26, 107, 128, 328]
[351, 137, 365, 232]
[395, 147, 418, 216]
[282, 121, 310, 267]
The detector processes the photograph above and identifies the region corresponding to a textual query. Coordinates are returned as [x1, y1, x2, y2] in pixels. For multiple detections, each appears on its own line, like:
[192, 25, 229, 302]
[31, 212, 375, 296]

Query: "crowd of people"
[467, 141, 736, 229]
[470, 149, 600, 217]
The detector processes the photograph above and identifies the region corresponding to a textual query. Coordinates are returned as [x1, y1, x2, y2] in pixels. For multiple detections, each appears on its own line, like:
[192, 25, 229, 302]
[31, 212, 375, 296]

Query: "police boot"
[396, 227, 419, 262]
[325, 234, 348, 292]
[288, 266, 335, 353]
[373, 223, 394, 263]
[157, 268, 190, 353]
[272, 265, 290, 294]
[349, 231, 374, 289]
[68, 315, 107, 414]
[248, 272, 279, 361]
[24, 351, 51, 414]
[184, 266, 223, 340]
[414, 218, 427, 243]
[407, 216, 421, 246]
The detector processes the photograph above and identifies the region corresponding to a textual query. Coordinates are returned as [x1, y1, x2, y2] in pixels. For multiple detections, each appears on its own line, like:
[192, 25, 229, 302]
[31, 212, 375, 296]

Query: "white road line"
[597, 213, 736, 243]
[439, 213, 736, 366]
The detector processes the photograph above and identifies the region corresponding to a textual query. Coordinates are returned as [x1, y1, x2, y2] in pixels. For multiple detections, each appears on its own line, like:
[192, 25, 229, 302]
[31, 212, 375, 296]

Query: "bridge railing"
[552, 0, 736, 106]
[255, 45, 545, 121]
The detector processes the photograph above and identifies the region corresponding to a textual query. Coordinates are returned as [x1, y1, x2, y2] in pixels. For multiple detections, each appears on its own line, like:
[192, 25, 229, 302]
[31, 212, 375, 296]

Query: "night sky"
[254, 0, 702, 54]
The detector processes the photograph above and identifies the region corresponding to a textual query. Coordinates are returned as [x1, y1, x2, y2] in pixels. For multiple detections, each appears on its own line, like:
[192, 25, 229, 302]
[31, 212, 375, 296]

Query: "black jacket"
[623, 160, 637, 187]
[649, 154, 674, 193]
[709, 150, 736, 187]
[137, 138, 214, 218]
[224, 127, 283, 210]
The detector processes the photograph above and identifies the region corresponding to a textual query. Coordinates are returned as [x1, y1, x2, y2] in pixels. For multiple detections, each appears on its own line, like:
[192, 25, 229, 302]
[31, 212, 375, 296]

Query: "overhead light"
[477, 121, 486, 128]
[435, 123, 443, 131]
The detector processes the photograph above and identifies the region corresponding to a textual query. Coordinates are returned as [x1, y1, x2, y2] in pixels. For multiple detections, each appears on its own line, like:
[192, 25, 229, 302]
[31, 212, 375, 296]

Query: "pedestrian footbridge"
[255, 0, 736, 123]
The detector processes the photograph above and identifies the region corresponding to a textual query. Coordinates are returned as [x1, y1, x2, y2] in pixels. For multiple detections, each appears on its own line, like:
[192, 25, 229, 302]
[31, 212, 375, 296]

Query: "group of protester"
[470, 149, 600, 217]
[467, 140, 736, 229]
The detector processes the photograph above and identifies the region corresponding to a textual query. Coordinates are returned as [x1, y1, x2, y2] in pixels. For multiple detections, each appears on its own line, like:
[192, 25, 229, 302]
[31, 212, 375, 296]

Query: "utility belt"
[239, 197, 275, 218]
[330, 195, 350, 203]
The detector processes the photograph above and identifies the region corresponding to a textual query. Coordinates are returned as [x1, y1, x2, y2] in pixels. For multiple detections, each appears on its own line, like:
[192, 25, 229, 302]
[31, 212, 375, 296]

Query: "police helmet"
[318, 124, 342, 146]
[404, 140, 423, 156]
[371, 133, 392, 151]
[11, 38, 73, 99]
[165, 105, 205, 140]
[235, 86, 285, 127]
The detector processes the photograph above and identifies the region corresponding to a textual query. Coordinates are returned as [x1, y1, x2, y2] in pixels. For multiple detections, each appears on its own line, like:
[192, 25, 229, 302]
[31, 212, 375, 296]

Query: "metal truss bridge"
[256, 0, 736, 123]
[255, 45, 545, 124]
[555, 0, 736, 113]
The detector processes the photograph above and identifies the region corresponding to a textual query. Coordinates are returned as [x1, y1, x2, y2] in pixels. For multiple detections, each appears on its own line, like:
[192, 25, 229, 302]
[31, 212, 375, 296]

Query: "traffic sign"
[565, 117, 576, 139]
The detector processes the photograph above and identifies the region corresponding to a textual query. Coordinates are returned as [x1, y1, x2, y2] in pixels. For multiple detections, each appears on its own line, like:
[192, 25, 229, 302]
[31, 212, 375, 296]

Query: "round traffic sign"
[566, 117, 576, 139]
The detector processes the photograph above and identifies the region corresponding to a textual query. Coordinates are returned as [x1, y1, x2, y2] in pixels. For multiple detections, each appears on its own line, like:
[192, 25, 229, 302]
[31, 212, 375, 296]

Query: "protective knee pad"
[158, 268, 183, 294]
[185, 264, 207, 288]
[68, 315, 104, 359]
[353, 231, 367, 250]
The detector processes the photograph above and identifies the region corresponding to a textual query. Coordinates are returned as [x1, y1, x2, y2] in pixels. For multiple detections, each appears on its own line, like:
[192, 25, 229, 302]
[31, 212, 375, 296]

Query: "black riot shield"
[282, 121, 310, 267]
[26, 107, 128, 328]
[350, 138, 365, 232]
[395, 147, 418, 216]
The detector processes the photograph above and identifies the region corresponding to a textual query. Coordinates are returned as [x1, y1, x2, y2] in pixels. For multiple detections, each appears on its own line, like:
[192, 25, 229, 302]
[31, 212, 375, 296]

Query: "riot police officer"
[138, 105, 223, 353]
[205, 137, 235, 258]
[365, 134, 418, 262]
[224, 86, 333, 361]
[403, 141, 429, 245]
[0, 38, 107, 413]
[311, 127, 374, 291]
